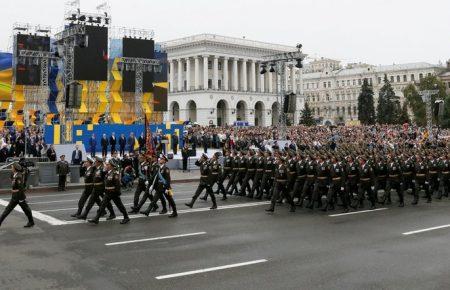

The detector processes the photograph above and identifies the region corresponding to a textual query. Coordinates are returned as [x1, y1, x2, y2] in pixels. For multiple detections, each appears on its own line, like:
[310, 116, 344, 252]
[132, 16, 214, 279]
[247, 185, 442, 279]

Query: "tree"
[403, 75, 448, 127]
[398, 102, 410, 124]
[299, 102, 315, 126]
[377, 75, 400, 124]
[357, 78, 375, 125]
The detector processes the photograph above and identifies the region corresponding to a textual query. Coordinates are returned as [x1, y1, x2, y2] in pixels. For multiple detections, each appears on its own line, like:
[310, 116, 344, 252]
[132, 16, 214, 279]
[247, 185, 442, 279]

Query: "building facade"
[163, 34, 304, 126]
[439, 60, 450, 95]
[302, 58, 444, 124]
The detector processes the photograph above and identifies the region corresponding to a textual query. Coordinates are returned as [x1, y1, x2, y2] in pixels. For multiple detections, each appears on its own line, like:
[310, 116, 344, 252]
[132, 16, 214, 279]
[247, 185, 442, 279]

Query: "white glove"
[340, 187, 344, 191]
[145, 181, 149, 186]
[148, 186, 153, 192]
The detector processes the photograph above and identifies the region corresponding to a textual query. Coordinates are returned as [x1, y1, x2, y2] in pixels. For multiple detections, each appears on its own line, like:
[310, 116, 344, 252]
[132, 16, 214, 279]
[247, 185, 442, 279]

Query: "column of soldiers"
[71, 153, 177, 225]
[193, 145, 450, 214]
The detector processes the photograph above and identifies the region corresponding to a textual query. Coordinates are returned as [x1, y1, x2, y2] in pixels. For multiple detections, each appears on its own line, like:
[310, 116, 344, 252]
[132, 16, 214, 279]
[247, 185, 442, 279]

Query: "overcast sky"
[1, 0, 449, 65]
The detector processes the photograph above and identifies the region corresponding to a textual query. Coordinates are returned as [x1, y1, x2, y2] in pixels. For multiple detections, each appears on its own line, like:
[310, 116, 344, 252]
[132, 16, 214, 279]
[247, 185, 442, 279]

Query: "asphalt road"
[1, 183, 450, 290]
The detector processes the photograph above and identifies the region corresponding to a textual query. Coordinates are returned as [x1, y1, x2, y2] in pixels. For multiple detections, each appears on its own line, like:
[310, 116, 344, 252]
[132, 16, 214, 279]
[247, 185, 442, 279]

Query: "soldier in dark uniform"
[0, 162, 34, 228]
[185, 154, 217, 210]
[345, 156, 359, 209]
[428, 153, 441, 198]
[291, 153, 307, 206]
[141, 155, 177, 218]
[439, 154, 450, 198]
[308, 155, 329, 210]
[225, 151, 238, 195]
[88, 159, 130, 224]
[266, 156, 295, 213]
[413, 154, 430, 205]
[71, 157, 102, 218]
[262, 151, 276, 199]
[240, 150, 256, 197]
[301, 155, 317, 207]
[386, 155, 404, 207]
[129, 154, 150, 214]
[358, 156, 376, 209]
[286, 151, 297, 199]
[79, 157, 115, 220]
[402, 155, 415, 195]
[136, 155, 161, 213]
[251, 149, 265, 199]
[374, 156, 388, 204]
[56, 154, 70, 191]
[325, 156, 346, 212]
[235, 151, 248, 195]
[215, 150, 230, 199]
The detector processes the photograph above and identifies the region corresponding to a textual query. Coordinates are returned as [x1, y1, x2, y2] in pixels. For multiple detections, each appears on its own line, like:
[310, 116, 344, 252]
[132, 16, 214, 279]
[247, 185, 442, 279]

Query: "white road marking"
[28, 199, 79, 205]
[63, 201, 271, 225]
[0, 199, 68, 226]
[155, 259, 268, 280]
[328, 208, 388, 217]
[402, 225, 450, 236]
[27, 192, 81, 199]
[105, 232, 207, 246]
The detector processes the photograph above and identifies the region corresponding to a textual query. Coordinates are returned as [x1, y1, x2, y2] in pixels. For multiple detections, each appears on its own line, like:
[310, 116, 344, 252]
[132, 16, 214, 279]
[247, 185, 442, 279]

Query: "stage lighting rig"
[259, 44, 307, 139]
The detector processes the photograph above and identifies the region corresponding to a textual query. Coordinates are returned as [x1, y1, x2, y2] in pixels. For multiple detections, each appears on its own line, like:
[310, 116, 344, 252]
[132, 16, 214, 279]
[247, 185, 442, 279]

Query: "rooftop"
[162, 33, 295, 53]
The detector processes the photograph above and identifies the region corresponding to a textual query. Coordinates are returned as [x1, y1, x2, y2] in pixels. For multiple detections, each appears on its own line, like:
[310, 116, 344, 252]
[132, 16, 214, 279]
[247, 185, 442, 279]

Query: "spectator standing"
[119, 133, 126, 157]
[71, 145, 83, 165]
[46, 144, 57, 161]
[56, 155, 70, 191]
[171, 133, 179, 155]
[101, 133, 109, 158]
[89, 134, 96, 158]
[127, 133, 135, 154]
[109, 132, 117, 155]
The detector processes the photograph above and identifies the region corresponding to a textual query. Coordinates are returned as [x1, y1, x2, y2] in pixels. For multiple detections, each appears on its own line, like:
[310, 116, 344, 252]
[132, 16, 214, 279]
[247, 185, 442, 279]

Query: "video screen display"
[122, 38, 155, 93]
[15, 34, 50, 86]
[153, 50, 168, 112]
[74, 26, 108, 81]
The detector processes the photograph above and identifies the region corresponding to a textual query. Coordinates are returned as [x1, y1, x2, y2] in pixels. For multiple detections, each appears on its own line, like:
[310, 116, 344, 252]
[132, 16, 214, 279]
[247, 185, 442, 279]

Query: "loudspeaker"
[65, 82, 83, 109]
[283, 94, 296, 114]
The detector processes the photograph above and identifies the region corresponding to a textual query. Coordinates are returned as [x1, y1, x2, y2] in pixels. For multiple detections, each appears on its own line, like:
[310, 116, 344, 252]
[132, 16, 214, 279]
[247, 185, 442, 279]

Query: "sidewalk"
[0, 170, 200, 194]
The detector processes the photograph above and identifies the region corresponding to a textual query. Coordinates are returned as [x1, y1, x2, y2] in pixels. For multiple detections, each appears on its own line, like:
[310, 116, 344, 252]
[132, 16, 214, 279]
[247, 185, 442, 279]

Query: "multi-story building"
[302, 58, 444, 124]
[163, 34, 304, 126]
[439, 60, 450, 95]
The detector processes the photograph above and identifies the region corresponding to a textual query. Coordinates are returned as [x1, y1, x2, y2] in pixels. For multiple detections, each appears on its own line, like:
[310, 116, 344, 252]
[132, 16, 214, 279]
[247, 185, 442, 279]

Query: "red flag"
[145, 115, 155, 156]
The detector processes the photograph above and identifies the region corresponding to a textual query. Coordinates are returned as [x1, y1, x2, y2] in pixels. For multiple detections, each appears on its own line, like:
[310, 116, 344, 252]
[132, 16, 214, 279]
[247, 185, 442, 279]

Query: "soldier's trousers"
[225, 172, 238, 193]
[191, 182, 216, 205]
[358, 182, 376, 206]
[93, 192, 128, 221]
[271, 181, 294, 209]
[137, 189, 157, 211]
[82, 189, 115, 217]
[403, 174, 414, 193]
[216, 174, 227, 196]
[260, 172, 272, 196]
[375, 179, 387, 201]
[240, 172, 254, 196]
[149, 189, 176, 213]
[346, 180, 359, 205]
[441, 173, 450, 196]
[291, 178, 306, 201]
[328, 183, 348, 209]
[301, 178, 315, 203]
[251, 172, 263, 198]
[133, 180, 147, 209]
[75, 185, 101, 215]
[386, 179, 404, 203]
[414, 178, 430, 202]
[429, 174, 439, 194]
[0, 199, 34, 225]
[230, 172, 245, 195]
[311, 180, 328, 206]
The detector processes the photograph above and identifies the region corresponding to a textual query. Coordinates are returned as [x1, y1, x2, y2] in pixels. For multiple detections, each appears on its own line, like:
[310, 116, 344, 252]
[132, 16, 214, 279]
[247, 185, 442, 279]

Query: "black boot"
[106, 214, 116, 220]
[24, 221, 35, 228]
[120, 217, 130, 224]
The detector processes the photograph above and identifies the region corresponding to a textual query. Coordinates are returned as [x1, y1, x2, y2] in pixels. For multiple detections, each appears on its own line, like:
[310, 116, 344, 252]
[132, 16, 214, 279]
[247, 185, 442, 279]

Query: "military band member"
[0, 162, 34, 228]
[89, 159, 130, 224]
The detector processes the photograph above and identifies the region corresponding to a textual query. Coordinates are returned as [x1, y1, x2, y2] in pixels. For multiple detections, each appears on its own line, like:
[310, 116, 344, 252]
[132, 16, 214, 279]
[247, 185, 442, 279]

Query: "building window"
[218, 62, 222, 70]
[378, 77, 382, 84]
[337, 81, 340, 87]
[208, 79, 212, 89]
[353, 80, 356, 86]
[427, 73, 432, 77]
[342, 107, 345, 115]
[397, 75, 401, 82]
[348, 106, 351, 115]
[403, 75, 407, 82]
[208, 61, 212, 69]
[317, 108, 320, 115]
[369, 78, 373, 85]
[323, 82, 327, 88]
[312, 96, 315, 102]
[347, 80, 350, 86]
[328, 81, 331, 88]
[358, 79, 362, 85]
[307, 83, 310, 89]
[448, 82, 450, 89]
[342, 80, 345, 87]
[336, 94, 340, 101]
[353, 106, 357, 115]
[337, 107, 340, 115]
[411, 74, 415, 81]
[218, 79, 222, 89]
[184, 63, 187, 72]
[419, 73, 423, 80]
[390, 76, 394, 82]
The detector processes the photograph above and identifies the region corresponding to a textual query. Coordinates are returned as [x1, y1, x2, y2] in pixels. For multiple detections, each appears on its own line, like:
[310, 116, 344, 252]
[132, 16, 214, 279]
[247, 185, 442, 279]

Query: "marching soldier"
[301, 155, 317, 207]
[88, 159, 130, 224]
[308, 155, 329, 210]
[386, 155, 404, 207]
[266, 156, 295, 213]
[291, 153, 307, 206]
[413, 154, 430, 205]
[135, 155, 161, 213]
[240, 150, 256, 197]
[78, 156, 115, 220]
[142, 155, 177, 218]
[345, 156, 359, 209]
[185, 154, 217, 210]
[218, 150, 232, 199]
[402, 155, 415, 195]
[325, 156, 346, 212]
[261, 151, 275, 199]
[439, 154, 450, 198]
[225, 151, 238, 195]
[250, 149, 265, 199]
[374, 156, 388, 204]
[0, 162, 34, 228]
[71, 157, 102, 218]
[358, 156, 376, 210]
[129, 154, 150, 214]
[428, 153, 441, 198]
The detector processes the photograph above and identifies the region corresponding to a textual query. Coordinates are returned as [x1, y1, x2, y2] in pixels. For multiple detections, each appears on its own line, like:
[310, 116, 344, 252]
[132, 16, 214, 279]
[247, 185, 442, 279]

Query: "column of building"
[203, 55, 209, 90]
[169, 60, 174, 93]
[185, 58, 191, 91]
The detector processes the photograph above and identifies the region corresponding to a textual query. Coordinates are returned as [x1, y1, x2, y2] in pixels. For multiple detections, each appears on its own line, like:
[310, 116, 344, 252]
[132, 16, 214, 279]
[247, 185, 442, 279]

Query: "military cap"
[95, 156, 103, 163]
[12, 162, 23, 172]
[160, 154, 169, 162]
[214, 152, 222, 158]
[107, 158, 117, 167]
[86, 156, 94, 163]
